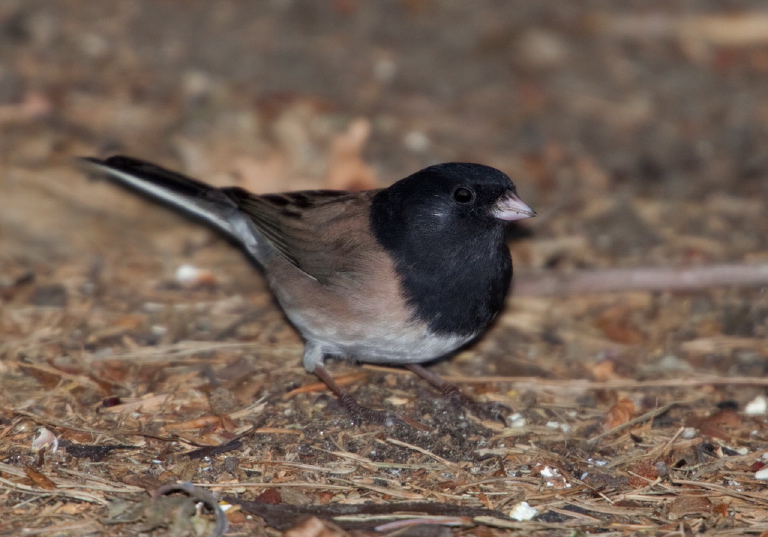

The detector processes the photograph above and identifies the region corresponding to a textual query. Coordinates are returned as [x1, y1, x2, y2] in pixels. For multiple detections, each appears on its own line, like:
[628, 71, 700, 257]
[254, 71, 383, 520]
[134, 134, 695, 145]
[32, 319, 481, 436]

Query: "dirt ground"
[2, 1, 768, 536]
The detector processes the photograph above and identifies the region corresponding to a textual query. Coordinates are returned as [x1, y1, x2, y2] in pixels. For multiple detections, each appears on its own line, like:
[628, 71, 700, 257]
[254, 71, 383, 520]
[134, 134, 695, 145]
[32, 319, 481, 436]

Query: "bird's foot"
[313, 365, 413, 427]
[406, 364, 511, 426]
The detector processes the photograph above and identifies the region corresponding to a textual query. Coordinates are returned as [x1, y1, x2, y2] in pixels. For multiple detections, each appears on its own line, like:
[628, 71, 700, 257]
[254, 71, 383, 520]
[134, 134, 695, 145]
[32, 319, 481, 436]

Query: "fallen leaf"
[324, 117, 377, 191]
[603, 397, 636, 431]
[687, 408, 741, 439]
[24, 465, 57, 490]
[667, 495, 713, 520]
[627, 460, 660, 487]
[594, 305, 644, 344]
[254, 488, 282, 505]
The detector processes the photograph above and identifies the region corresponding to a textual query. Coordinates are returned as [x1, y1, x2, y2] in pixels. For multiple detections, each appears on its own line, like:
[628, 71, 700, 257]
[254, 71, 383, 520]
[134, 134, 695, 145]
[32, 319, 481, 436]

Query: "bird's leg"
[312, 365, 402, 426]
[405, 364, 510, 424]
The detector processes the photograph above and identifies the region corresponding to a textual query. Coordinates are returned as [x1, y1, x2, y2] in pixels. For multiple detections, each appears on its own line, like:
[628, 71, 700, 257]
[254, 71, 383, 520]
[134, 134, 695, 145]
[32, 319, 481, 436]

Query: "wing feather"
[222, 188, 380, 282]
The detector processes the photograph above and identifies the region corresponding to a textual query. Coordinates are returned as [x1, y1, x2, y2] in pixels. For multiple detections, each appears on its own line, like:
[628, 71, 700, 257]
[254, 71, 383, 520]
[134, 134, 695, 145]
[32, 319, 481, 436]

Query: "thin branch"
[587, 401, 680, 446]
[514, 263, 768, 296]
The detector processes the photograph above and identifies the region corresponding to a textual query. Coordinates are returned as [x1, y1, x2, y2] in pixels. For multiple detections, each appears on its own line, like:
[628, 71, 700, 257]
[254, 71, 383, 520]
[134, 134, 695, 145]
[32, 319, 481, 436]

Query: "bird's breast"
[264, 249, 473, 363]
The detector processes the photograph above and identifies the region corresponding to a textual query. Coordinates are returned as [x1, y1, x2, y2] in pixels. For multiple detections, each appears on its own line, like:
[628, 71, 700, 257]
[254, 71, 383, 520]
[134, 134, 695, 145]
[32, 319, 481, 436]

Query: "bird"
[81, 156, 536, 424]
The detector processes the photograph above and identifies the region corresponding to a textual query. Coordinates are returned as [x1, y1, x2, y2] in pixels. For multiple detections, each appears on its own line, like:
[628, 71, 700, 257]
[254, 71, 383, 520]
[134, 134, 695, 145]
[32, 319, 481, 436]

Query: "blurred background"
[3, 0, 768, 266]
[1, 0, 767, 280]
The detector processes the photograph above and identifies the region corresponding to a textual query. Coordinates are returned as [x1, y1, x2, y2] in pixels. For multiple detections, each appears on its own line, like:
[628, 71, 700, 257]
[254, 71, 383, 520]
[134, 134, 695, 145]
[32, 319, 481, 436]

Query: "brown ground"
[2, 2, 768, 536]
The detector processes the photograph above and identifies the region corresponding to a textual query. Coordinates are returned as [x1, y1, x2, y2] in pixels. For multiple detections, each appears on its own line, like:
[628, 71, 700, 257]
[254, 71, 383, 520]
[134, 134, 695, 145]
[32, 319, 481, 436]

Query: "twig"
[0, 475, 105, 504]
[587, 401, 680, 446]
[228, 499, 509, 531]
[670, 479, 768, 505]
[448, 376, 768, 389]
[514, 263, 768, 296]
[361, 367, 768, 389]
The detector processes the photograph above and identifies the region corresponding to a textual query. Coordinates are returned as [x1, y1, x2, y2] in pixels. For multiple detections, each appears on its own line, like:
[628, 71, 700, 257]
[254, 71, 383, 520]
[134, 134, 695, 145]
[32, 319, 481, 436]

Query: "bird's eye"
[453, 186, 475, 204]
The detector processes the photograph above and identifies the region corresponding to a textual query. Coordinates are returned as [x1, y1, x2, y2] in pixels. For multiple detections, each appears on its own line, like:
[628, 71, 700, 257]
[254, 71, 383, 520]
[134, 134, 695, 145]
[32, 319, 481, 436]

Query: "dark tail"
[80, 156, 241, 238]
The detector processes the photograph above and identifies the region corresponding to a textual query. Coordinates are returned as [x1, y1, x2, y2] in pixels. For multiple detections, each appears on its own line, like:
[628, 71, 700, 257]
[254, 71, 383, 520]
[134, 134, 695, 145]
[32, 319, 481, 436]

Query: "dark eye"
[453, 186, 475, 204]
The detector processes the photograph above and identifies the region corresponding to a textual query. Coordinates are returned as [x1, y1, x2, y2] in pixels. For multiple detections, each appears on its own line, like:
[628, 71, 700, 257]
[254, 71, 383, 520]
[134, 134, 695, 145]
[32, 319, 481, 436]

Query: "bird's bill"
[492, 191, 536, 221]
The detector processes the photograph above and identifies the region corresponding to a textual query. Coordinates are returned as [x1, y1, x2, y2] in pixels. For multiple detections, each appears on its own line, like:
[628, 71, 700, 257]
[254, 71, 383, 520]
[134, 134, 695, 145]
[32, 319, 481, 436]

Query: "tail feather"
[80, 156, 241, 238]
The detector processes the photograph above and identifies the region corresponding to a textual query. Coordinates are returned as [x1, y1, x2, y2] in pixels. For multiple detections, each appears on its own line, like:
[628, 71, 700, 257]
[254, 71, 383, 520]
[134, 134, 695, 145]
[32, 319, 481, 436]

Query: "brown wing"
[222, 187, 381, 283]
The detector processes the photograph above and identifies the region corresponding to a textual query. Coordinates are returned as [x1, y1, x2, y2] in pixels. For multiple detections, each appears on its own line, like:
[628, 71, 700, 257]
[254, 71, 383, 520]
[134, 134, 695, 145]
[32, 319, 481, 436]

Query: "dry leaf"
[594, 305, 643, 344]
[603, 397, 636, 431]
[627, 460, 660, 487]
[591, 359, 622, 382]
[163, 415, 226, 432]
[24, 465, 57, 490]
[667, 495, 713, 520]
[687, 408, 741, 439]
[254, 488, 282, 505]
[324, 117, 377, 191]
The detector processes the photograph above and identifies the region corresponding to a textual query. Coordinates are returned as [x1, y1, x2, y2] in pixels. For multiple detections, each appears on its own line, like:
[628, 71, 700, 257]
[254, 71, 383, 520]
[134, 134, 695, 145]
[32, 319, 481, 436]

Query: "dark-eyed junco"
[81, 156, 535, 424]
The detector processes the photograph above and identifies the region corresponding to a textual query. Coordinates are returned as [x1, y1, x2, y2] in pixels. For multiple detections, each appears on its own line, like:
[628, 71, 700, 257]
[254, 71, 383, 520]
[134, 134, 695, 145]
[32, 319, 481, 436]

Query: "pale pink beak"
[492, 191, 536, 221]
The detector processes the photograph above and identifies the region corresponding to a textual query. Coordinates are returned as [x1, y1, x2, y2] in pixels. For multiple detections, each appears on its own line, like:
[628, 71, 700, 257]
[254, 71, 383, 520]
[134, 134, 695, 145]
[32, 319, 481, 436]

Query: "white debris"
[508, 412, 527, 428]
[745, 395, 768, 415]
[681, 427, 698, 439]
[540, 466, 557, 478]
[538, 465, 572, 488]
[545, 421, 572, 433]
[151, 325, 168, 336]
[31, 428, 58, 453]
[509, 501, 537, 521]
[175, 264, 216, 287]
[755, 467, 768, 480]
